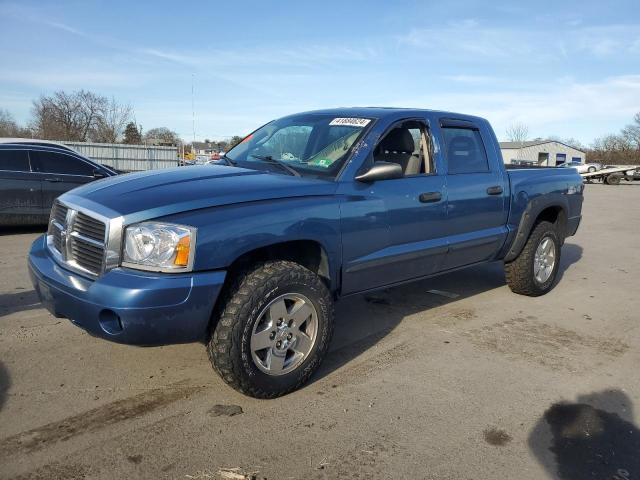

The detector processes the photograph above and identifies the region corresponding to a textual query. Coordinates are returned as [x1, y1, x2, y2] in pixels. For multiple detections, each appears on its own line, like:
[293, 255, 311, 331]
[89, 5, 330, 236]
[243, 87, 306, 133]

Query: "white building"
[499, 140, 585, 167]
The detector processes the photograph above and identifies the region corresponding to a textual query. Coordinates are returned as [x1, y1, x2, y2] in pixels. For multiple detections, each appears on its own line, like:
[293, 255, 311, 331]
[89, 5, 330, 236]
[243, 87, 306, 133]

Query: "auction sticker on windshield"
[329, 117, 371, 127]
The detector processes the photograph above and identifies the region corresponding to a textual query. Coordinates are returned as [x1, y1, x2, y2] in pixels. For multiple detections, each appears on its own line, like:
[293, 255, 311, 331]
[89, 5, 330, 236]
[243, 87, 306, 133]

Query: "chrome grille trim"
[52, 203, 68, 226]
[46, 200, 108, 277]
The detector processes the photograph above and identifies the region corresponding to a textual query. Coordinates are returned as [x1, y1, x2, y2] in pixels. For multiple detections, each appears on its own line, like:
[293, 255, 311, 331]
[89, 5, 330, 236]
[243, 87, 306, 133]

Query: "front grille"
[52, 202, 68, 225]
[70, 237, 104, 273]
[74, 211, 106, 241]
[47, 201, 107, 276]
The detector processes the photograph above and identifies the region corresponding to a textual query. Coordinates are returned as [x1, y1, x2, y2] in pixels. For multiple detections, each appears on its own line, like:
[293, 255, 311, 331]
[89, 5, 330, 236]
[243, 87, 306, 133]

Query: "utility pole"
[191, 73, 196, 144]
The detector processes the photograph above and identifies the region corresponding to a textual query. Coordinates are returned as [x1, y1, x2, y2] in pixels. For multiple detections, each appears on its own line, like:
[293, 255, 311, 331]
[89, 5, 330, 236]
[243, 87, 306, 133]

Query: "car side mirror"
[355, 161, 403, 182]
[93, 169, 106, 178]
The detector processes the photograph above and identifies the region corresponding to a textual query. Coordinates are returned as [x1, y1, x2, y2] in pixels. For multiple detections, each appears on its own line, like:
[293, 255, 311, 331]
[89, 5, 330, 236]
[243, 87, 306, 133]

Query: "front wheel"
[505, 221, 561, 297]
[207, 260, 334, 398]
[588, 166, 596, 173]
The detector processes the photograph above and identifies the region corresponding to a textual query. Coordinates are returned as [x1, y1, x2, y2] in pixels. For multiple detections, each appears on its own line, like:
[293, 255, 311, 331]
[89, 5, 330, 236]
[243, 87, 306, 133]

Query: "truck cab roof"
[284, 107, 487, 124]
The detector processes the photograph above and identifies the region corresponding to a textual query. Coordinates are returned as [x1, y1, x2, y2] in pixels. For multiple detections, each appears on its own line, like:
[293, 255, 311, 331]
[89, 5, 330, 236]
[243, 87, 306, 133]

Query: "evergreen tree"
[123, 122, 142, 144]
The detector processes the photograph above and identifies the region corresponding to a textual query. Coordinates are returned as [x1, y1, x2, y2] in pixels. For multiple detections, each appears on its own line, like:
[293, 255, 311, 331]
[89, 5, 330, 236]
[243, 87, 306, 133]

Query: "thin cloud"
[40, 20, 86, 37]
[398, 21, 640, 62]
[388, 75, 640, 144]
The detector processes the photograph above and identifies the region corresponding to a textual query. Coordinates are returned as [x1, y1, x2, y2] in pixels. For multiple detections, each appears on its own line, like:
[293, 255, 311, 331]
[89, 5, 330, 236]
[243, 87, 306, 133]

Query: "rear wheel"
[588, 166, 596, 173]
[207, 260, 334, 398]
[505, 221, 561, 297]
[606, 174, 622, 185]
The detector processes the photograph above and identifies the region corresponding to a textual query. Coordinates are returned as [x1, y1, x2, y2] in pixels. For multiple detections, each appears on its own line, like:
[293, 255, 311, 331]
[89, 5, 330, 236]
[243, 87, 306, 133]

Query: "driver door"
[340, 119, 448, 294]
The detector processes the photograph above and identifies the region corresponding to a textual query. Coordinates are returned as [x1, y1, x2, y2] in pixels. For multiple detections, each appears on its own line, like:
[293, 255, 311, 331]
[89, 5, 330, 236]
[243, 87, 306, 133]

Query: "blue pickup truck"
[28, 108, 583, 397]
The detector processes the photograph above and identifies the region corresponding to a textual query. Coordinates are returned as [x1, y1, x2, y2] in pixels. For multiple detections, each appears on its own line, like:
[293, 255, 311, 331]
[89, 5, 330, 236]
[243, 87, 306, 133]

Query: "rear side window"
[441, 127, 489, 174]
[30, 151, 94, 176]
[0, 150, 31, 172]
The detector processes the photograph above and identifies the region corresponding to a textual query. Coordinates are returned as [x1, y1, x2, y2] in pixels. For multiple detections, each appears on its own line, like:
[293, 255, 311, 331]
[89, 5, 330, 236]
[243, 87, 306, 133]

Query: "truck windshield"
[225, 114, 372, 178]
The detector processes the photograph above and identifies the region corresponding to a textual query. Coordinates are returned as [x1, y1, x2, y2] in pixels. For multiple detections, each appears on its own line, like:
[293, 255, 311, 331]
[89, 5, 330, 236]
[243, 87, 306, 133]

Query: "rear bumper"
[28, 235, 226, 346]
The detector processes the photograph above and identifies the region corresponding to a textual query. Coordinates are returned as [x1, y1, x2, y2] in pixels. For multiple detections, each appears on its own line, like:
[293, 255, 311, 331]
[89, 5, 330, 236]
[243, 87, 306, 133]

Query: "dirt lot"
[1, 183, 639, 480]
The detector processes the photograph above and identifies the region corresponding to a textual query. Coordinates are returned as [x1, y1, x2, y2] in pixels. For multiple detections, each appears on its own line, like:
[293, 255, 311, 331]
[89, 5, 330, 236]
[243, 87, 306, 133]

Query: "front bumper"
[567, 215, 581, 237]
[28, 235, 226, 346]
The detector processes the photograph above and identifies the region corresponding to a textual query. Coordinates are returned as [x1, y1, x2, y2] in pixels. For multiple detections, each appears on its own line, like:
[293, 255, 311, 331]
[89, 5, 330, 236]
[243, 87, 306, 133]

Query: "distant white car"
[560, 162, 601, 173]
[575, 162, 601, 174]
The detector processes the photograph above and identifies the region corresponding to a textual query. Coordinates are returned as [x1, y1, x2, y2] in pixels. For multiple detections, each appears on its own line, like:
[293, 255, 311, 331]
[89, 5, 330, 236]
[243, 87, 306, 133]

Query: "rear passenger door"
[0, 149, 44, 225]
[29, 150, 97, 212]
[438, 118, 508, 270]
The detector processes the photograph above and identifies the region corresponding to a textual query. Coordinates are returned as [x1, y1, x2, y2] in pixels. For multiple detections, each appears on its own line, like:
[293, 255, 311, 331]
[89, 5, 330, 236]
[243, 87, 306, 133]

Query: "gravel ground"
[0, 183, 639, 480]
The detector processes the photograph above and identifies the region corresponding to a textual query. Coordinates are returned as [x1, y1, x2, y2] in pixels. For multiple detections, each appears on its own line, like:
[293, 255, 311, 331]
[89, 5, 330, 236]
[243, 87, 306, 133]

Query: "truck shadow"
[315, 242, 582, 383]
[0, 290, 40, 318]
[555, 243, 583, 283]
[0, 225, 46, 236]
[528, 390, 639, 479]
[0, 361, 10, 412]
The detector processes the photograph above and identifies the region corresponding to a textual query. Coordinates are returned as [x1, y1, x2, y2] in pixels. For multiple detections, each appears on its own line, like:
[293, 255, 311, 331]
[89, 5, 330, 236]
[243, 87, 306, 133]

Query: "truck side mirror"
[355, 161, 403, 182]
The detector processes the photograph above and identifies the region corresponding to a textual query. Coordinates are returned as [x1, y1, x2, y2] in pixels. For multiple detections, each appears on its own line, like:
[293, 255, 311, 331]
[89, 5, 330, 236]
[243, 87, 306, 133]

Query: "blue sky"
[1, 0, 639, 144]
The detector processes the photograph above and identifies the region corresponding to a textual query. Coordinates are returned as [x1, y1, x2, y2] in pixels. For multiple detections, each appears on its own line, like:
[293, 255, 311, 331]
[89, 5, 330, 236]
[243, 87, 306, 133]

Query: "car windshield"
[225, 114, 372, 179]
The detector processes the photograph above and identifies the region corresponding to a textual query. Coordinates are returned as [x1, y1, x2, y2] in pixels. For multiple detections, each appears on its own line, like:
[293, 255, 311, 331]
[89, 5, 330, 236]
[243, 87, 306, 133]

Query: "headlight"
[122, 222, 196, 272]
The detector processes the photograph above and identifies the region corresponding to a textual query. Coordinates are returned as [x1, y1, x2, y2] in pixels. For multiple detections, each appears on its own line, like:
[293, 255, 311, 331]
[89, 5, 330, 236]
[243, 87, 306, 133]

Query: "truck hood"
[62, 165, 337, 222]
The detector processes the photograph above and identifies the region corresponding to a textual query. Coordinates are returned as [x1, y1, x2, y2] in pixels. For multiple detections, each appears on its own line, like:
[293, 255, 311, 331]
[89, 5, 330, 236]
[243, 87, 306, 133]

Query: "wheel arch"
[206, 239, 334, 342]
[225, 239, 333, 286]
[504, 195, 568, 263]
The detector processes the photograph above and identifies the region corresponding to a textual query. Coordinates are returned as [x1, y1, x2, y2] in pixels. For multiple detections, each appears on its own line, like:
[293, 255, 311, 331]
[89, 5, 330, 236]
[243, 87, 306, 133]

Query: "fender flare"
[504, 193, 569, 262]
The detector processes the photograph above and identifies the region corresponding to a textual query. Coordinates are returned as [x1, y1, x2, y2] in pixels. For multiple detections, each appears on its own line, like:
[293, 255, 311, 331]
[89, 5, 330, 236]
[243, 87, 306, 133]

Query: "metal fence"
[63, 141, 179, 172]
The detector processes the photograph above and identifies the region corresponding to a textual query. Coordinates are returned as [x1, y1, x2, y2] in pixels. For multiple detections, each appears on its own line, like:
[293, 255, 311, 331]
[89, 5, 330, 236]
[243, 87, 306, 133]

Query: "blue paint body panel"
[29, 235, 225, 345]
[28, 107, 584, 346]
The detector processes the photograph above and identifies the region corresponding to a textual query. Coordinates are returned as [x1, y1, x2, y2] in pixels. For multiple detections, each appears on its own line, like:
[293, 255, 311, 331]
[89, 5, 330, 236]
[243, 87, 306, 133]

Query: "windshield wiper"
[249, 154, 301, 177]
[220, 154, 237, 166]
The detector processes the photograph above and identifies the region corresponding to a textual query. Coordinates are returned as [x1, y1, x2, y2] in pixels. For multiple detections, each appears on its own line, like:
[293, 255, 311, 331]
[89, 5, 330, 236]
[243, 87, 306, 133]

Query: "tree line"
[0, 89, 243, 151]
[590, 113, 640, 165]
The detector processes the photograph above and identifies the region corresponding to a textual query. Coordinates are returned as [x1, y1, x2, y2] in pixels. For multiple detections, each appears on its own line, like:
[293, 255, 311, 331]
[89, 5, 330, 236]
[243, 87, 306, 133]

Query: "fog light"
[99, 309, 123, 335]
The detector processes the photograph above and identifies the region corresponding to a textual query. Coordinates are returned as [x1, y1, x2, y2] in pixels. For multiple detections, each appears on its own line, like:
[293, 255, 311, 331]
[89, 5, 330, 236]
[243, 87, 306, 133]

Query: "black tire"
[207, 260, 334, 398]
[606, 174, 622, 185]
[504, 221, 561, 297]
[588, 166, 596, 173]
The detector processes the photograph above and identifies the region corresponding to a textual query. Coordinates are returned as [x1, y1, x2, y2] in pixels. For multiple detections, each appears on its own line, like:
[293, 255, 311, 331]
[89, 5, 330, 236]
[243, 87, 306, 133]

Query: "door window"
[30, 151, 94, 176]
[373, 120, 434, 176]
[441, 127, 489, 174]
[0, 150, 31, 172]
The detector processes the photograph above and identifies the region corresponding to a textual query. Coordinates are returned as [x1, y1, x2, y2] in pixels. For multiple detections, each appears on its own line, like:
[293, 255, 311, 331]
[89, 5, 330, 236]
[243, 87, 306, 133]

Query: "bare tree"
[505, 123, 529, 144]
[0, 109, 30, 137]
[143, 127, 180, 145]
[31, 90, 107, 141]
[93, 97, 133, 143]
[621, 112, 640, 149]
[590, 134, 636, 164]
[588, 112, 640, 166]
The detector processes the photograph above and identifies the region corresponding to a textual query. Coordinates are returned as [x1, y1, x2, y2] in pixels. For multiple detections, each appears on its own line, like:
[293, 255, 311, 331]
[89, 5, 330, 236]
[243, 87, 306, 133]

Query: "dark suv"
[0, 143, 117, 226]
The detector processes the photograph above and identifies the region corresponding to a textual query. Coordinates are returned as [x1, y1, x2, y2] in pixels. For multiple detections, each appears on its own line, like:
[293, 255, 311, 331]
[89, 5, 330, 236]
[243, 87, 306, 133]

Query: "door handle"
[44, 177, 62, 182]
[486, 185, 503, 195]
[419, 192, 442, 203]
